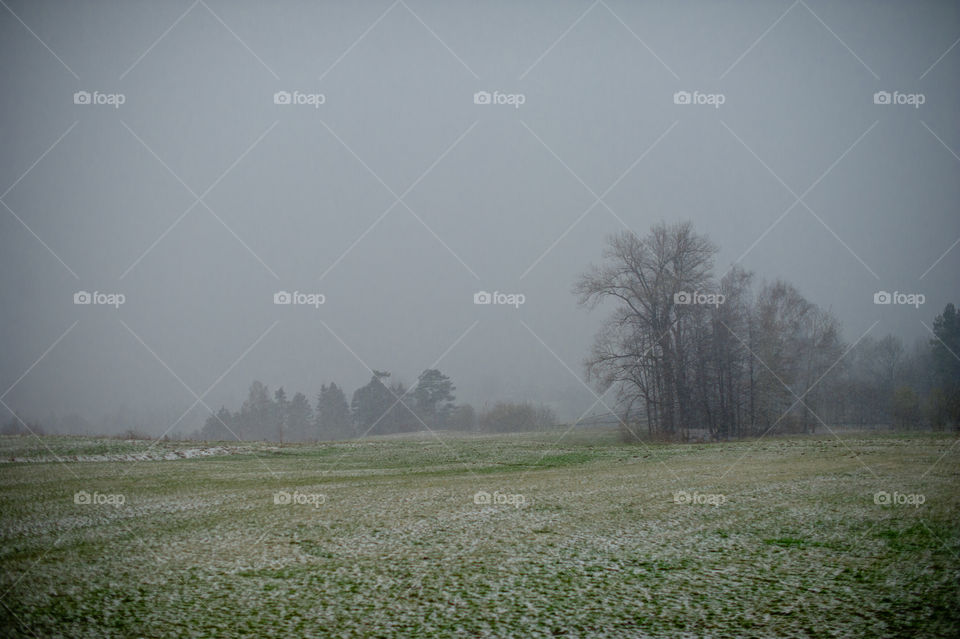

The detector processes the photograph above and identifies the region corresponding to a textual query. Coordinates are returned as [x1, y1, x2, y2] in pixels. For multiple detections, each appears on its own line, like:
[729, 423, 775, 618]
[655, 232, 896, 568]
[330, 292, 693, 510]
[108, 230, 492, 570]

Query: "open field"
[1, 430, 959, 637]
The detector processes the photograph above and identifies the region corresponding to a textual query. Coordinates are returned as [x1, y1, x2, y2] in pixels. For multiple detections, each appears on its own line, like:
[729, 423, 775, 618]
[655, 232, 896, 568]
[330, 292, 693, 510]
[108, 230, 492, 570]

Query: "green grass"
[1, 430, 958, 637]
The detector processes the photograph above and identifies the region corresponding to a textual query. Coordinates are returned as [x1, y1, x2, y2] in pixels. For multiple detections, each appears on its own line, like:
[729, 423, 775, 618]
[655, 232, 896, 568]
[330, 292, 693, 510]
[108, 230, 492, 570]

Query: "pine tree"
[316, 383, 352, 440]
[287, 392, 313, 442]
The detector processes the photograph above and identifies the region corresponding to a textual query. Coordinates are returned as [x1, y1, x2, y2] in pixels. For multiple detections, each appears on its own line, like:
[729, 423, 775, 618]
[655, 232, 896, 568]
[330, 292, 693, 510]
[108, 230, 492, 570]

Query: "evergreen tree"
[274, 387, 288, 442]
[286, 392, 313, 442]
[351, 371, 394, 435]
[316, 383, 352, 440]
[412, 369, 456, 428]
[386, 381, 419, 433]
[201, 406, 234, 440]
[239, 381, 272, 440]
[931, 302, 960, 429]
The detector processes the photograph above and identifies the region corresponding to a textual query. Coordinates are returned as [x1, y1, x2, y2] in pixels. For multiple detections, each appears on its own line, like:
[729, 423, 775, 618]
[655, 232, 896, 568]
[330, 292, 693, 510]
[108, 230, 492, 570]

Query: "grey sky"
[1, 0, 958, 432]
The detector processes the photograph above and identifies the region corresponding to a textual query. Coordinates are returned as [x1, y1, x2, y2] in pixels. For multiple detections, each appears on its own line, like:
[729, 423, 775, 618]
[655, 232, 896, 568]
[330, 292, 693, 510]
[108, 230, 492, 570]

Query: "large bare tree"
[575, 221, 717, 437]
[576, 222, 847, 441]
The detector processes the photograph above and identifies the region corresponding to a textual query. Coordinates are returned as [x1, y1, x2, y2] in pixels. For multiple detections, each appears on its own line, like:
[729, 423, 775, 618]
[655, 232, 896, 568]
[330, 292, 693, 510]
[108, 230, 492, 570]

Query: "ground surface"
[1, 430, 958, 638]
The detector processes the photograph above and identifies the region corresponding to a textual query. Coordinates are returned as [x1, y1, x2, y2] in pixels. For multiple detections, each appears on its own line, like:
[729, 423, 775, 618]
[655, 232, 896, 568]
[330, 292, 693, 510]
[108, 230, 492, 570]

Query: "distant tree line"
[576, 221, 960, 441]
[1, 411, 149, 438]
[196, 369, 556, 442]
[1, 415, 45, 436]
[1, 368, 557, 441]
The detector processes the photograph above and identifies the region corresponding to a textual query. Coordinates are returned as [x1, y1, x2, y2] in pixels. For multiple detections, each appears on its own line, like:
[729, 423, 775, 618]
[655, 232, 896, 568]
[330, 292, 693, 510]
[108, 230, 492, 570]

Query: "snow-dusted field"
[1, 431, 958, 637]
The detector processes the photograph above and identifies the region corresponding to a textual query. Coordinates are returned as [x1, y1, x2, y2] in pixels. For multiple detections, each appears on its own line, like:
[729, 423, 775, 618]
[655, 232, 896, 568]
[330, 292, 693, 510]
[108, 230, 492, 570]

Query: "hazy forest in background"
[7, 221, 957, 443]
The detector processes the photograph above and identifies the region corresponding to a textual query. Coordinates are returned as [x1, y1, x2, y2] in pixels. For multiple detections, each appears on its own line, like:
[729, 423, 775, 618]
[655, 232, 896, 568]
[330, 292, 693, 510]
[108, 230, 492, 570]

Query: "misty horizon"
[2, 0, 957, 435]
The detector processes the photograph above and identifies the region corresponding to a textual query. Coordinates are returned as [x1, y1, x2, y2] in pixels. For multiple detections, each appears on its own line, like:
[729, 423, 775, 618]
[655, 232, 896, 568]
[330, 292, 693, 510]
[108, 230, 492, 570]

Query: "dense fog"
[1, 1, 957, 437]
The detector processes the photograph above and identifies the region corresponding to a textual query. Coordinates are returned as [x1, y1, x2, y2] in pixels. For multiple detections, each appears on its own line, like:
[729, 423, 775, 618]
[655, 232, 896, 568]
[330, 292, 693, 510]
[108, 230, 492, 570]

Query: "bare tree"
[575, 221, 717, 438]
[576, 222, 849, 441]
